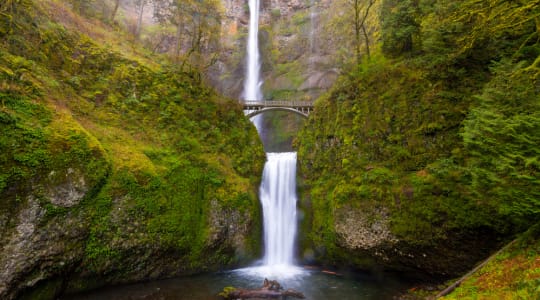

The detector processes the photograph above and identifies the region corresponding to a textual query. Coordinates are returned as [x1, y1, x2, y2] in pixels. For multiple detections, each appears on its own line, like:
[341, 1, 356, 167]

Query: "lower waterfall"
[260, 152, 298, 267]
[237, 152, 304, 279]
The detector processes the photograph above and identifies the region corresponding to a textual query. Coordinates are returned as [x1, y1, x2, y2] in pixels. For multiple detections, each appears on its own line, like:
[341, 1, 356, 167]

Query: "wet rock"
[0, 197, 88, 300]
[46, 168, 88, 207]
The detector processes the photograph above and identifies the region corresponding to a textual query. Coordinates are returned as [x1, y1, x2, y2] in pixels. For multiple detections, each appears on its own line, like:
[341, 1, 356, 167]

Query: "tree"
[67, 0, 95, 15]
[153, 0, 222, 71]
[380, 0, 420, 57]
[463, 59, 540, 221]
[350, 0, 376, 64]
[135, 0, 148, 38]
[325, 0, 378, 67]
[110, 0, 120, 22]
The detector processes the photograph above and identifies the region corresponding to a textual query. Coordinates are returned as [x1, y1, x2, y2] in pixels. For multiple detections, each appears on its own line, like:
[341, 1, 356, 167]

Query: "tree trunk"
[356, 0, 375, 63]
[175, 21, 183, 61]
[362, 23, 370, 59]
[354, 0, 361, 65]
[111, 0, 120, 22]
[135, 0, 145, 38]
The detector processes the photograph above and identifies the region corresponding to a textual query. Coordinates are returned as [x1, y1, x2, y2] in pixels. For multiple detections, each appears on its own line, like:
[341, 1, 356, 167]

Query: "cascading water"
[243, 0, 263, 102]
[243, 0, 264, 131]
[67, 2, 413, 297]
[238, 0, 303, 279]
[239, 150, 304, 279]
[260, 152, 298, 267]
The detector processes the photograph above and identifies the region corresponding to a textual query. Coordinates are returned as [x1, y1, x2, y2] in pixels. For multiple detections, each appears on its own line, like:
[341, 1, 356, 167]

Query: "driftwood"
[220, 279, 305, 299]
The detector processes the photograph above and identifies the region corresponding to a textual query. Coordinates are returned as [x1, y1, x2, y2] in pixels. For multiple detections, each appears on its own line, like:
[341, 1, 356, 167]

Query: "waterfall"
[260, 152, 298, 266]
[238, 151, 303, 279]
[237, 0, 304, 280]
[243, 0, 263, 131]
[243, 0, 263, 102]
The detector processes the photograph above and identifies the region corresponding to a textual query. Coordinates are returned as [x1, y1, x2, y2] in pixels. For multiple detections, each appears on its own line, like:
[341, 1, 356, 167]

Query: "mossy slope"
[296, 0, 539, 277]
[0, 1, 264, 299]
[441, 225, 540, 299]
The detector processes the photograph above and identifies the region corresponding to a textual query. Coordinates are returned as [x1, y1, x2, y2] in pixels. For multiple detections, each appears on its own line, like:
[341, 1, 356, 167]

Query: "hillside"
[0, 1, 264, 299]
[441, 225, 539, 299]
[296, 0, 540, 282]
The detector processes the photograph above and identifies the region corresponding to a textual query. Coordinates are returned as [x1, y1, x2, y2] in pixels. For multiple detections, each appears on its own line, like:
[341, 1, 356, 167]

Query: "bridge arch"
[245, 107, 309, 118]
[242, 100, 314, 119]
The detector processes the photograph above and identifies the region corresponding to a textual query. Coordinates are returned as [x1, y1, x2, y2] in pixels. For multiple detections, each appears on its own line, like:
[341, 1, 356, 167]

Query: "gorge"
[0, 0, 538, 299]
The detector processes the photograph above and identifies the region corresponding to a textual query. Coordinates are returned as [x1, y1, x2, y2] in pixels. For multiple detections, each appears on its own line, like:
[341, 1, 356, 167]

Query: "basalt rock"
[211, 0, 342, 101]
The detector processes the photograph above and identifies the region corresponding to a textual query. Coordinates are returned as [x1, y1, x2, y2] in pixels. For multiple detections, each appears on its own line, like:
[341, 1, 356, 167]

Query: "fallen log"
[225, 288, 305, 299]
[219, 279, 305, 299]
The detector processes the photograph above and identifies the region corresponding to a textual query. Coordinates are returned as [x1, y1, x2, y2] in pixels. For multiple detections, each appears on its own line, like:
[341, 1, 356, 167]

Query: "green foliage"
[442, 224, 540, 300]
[380, 0, 420, 56]
[270, 8, 281, 18]
[0, 0, 34, 38]
[219, 286, 237, 299]
[297, 0, 540, 268]
[0, 0, 265, 292]
[153, 0, 224, 68]
[463, 60, 540, 220]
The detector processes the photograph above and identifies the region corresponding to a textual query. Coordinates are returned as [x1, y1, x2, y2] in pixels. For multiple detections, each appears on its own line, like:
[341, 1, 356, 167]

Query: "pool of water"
[63, 265, 411, 300]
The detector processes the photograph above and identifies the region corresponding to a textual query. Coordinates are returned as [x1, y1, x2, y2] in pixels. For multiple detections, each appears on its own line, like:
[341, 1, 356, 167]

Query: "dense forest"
[0, 0, 539, 299]
[297, 0, 539, 298]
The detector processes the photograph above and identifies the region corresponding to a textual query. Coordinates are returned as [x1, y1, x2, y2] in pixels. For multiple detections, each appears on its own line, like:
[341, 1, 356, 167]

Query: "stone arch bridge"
[243, 100, 314, 118]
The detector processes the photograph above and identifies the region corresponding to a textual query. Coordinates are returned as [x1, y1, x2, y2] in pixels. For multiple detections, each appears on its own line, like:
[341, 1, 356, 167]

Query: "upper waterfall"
[242, 0, 263, 102]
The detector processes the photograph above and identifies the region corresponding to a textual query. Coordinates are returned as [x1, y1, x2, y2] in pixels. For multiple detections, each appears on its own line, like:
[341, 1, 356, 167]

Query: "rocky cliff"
[211, 0, 380, 152]
[211, 0, 365, 101]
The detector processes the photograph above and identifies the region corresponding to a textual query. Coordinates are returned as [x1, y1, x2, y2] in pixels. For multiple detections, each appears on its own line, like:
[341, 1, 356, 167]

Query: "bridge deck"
[243, 100, 313, 108]
[242, 100, 314, 117]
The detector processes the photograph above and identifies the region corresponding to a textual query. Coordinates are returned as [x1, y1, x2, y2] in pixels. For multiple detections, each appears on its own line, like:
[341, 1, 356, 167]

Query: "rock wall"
[211, 0, 341, 101]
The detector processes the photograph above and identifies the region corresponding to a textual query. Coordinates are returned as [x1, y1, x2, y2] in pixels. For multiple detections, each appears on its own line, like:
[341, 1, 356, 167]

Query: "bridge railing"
[243, 100, 314, 108]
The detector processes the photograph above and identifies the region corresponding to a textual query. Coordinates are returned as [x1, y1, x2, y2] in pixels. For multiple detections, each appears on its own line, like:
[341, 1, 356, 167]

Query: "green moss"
[442, 225, 540, 299]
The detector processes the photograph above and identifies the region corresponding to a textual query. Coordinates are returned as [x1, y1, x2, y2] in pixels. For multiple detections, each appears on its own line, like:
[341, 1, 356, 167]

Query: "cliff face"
[212, 0, 380, 152]
[0, 1, 265, 299]
[211, 0, 345, 101]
